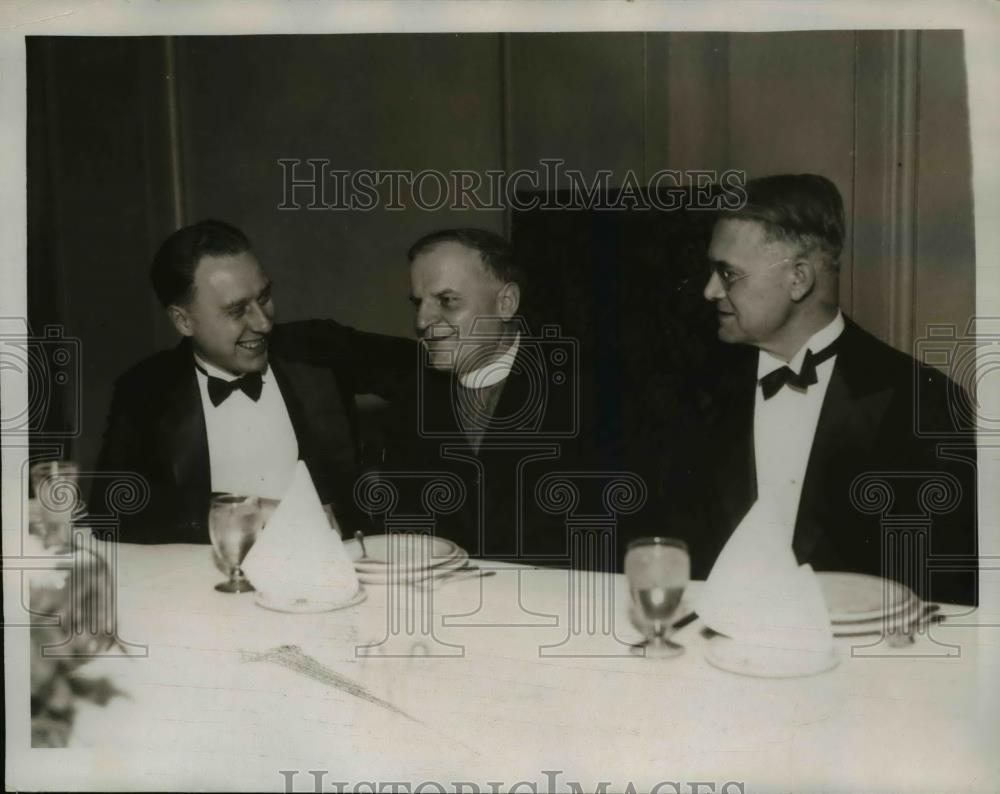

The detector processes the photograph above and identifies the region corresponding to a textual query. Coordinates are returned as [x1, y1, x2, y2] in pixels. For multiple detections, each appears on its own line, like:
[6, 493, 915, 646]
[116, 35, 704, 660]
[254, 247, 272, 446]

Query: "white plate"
[817, 572, 918, 624]
[832, 603, 927, 636]
[254, 586, 367, 613]
[357, 549, 470, 585]
[346, 534, 461, 571]
[705, 635, 839, 678]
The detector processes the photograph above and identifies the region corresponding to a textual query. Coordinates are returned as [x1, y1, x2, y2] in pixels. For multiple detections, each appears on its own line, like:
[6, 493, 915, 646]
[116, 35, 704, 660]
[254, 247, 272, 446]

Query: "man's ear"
[496, 282, 521, 318]
[788, 259, 817, 302]
[167, 304, 194, 337]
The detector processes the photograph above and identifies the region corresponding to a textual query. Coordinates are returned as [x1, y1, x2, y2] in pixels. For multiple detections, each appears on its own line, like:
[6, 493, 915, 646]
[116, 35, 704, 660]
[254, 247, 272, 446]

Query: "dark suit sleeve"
[90, 371, 156, 541]
[91, 361, 205, 544]
[911, 366, 978, 606]
[270, 320, 416, 401]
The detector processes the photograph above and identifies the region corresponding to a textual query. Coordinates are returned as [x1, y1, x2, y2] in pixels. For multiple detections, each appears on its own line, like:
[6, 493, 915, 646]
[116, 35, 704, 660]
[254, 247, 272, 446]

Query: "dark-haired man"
[697, 174, 977, 605]
[94, 219, 411, 543]
[384, 228, 594, 563]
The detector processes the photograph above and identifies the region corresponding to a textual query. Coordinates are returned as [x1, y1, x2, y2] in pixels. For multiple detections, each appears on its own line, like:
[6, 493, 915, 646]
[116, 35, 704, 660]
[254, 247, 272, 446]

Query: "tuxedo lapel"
[157, 347, 210, 500]
[793, 320, 895, 561]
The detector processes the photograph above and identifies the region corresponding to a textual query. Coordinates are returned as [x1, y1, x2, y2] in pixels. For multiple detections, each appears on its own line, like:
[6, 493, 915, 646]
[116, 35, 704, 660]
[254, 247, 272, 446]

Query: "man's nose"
[703, 270, 726, 301]
[247, 301, 274, 334]
[414, 302, 437, 335]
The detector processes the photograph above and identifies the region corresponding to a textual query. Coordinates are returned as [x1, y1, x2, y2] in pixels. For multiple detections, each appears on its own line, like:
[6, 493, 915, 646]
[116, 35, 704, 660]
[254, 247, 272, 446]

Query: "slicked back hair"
[407, 228, 524, 288]
[726, 174, 845, 270]
[150, 219, 251, 307]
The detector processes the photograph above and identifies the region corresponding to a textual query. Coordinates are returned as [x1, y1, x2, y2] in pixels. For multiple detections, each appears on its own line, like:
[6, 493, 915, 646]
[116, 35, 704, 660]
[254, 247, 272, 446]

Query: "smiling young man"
[695, 174, 977, 605]
[94, 220, 412, 543]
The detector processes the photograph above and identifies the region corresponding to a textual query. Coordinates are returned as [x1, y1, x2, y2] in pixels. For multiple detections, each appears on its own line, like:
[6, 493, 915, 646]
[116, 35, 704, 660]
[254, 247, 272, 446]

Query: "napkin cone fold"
[696, 497, 833, 657]
[242, 461, 359, 605]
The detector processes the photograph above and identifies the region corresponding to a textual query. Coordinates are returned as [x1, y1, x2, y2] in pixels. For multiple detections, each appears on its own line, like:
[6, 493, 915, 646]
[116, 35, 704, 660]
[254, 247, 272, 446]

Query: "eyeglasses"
[672, 255, 797, 295]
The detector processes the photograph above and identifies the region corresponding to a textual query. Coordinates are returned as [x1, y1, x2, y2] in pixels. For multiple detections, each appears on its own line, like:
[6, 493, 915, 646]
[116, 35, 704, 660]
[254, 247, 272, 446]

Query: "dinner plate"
[346, 534, 462, 572]
[817, 572, 918, 624]
[705, 635, 839, 678]
[831, 603, 927, 637]
[357, 549, 470, 585]
[254, 586, 367, 613]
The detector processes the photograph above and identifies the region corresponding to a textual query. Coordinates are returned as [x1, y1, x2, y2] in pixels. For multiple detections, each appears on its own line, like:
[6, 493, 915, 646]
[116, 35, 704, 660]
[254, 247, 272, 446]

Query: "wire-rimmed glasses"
[675, 255, 796, 295]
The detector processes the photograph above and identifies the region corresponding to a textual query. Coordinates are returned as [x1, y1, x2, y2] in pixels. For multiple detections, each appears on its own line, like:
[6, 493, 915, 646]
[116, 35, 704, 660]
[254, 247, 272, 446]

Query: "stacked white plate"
[817, 572, 922, 636]
[342, 534, 470, 586]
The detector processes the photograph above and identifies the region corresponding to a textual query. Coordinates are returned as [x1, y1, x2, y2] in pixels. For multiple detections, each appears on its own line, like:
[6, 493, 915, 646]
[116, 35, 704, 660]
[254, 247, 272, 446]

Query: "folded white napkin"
[697, 498, 833, 655]
[241, 461, 360, 605]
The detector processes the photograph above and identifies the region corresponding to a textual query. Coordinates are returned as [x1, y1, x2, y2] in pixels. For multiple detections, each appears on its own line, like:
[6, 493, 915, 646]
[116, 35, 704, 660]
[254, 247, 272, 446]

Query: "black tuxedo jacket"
[383, 342, 601, 565]
[693, 317, 978, 605]
[93, 321, 413, 544]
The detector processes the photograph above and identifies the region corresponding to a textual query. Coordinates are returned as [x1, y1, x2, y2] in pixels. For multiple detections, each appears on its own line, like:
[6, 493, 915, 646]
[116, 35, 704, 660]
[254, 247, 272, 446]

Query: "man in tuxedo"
[697, 174, 977, 605]
[93, 219, 411, 543]
[384, 229, 592, 564]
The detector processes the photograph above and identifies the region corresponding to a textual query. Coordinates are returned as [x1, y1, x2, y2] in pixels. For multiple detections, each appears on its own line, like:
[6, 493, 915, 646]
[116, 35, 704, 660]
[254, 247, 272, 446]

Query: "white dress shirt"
[457, 332, 520, 389]
[753, 311, 845, 533]
[193, 354, 299, 499]
[455, 333, 520, 451]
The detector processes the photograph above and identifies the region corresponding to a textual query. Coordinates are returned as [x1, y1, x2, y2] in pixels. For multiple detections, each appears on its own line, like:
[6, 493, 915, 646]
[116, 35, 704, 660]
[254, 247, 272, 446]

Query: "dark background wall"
[27, 31, 975, 475]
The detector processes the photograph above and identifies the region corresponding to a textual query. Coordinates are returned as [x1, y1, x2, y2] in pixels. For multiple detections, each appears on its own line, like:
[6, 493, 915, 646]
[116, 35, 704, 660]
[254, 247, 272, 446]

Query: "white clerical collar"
[193, 352, 270, 383]
[758, 310, 845, 378]
[457, 333, 520, 389]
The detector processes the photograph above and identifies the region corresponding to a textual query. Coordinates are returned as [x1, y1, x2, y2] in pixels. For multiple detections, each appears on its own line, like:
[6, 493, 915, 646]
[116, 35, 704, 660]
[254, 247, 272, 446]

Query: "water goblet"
[208, 494, 263, 593]
[625, 537, 690, 658]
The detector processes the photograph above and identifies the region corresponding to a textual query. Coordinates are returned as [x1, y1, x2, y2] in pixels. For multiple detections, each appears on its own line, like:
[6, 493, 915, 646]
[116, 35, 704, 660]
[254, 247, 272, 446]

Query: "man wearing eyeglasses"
[695, 173, 977, 605]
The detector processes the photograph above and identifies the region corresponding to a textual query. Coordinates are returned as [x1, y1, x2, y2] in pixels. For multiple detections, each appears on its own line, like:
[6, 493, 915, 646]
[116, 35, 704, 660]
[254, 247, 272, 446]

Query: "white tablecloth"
[13, 543, 1000, 792]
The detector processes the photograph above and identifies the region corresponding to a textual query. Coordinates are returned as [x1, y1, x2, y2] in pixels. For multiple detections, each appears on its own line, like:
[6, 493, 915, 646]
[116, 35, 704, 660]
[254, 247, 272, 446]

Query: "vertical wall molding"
[164, 36, 185, 230]
[41, 39, 70, 334]
[641, 31, 649, 182]
[499, 33, 513, 239]
[852, 30, 921, 352]
[655, 33, 729, 174]
[886, 30, 920, 353]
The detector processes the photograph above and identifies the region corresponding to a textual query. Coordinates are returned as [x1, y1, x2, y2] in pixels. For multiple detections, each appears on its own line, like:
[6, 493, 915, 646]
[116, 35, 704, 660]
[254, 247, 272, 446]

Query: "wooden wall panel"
[27, 37, 176, 469]
[852, 30, 898, 344]
[651, 32, 730, 174]
[914, 31, 976, 347]
[176, 34, 504, 337]
[506, 33, 646, 183]
[727, 31, 857, 312]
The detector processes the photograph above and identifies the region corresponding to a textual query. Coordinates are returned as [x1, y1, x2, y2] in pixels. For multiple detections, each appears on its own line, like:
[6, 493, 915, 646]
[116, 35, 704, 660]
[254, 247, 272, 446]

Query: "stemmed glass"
[208, 494, 264, 593]
[625, 537, 690, 658]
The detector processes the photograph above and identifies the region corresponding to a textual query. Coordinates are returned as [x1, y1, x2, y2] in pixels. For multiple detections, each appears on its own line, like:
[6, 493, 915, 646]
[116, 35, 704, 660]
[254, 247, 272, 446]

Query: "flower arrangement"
[28, 532, 123, 747]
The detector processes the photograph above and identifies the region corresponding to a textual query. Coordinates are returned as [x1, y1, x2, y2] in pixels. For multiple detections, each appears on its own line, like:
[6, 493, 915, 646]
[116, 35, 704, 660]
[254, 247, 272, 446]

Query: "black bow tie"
[759, 340, 840, 400]
[195, 363, 264, 407]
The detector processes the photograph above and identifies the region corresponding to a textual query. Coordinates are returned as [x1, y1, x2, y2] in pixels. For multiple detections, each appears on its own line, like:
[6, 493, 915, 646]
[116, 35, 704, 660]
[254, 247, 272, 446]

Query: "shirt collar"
[193, 352, 269, 383]
[758, 310, 845, 378]
[457, 333, 520, 389]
